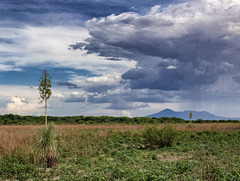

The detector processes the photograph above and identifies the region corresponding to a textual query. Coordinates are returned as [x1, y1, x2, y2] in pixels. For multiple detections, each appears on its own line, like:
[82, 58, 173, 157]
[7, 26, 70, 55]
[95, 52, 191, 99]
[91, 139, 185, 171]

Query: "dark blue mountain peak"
[160, 108, 175, 113]
[146, 109, 240, 120]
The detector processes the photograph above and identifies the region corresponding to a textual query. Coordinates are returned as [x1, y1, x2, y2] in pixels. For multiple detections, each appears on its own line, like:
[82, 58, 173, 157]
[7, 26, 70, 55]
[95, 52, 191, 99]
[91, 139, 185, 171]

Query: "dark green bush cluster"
[0, 114, 239, 125]
[142, 125, 178, 148]
[0, 114, 186, 125]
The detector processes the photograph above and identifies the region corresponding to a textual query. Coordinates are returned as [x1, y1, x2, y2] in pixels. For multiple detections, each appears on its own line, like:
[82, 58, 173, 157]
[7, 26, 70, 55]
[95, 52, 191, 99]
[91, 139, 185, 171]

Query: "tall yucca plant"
[33, 123, 61, 167]
[189, 112, 192, 124]
[38, 69, 52, 127]
[34, 70, 61, 167]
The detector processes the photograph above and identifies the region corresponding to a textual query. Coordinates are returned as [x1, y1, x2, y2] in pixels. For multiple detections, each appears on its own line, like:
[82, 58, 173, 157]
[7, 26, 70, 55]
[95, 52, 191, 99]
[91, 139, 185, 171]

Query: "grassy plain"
[0, 123, 240, 180]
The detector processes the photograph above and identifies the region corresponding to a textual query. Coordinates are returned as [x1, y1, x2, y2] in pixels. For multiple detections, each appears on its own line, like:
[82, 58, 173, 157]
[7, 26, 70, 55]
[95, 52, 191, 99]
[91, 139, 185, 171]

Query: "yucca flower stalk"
[33, 123, 61, 167]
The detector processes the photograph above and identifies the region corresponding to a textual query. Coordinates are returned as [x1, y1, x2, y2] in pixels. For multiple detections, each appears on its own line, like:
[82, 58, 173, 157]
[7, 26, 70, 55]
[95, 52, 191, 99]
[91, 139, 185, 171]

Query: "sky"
[0, 0, 240, 117]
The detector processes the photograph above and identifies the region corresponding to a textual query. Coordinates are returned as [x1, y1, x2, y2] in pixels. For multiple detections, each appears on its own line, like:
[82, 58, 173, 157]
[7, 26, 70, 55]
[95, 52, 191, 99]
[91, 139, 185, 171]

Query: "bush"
[142, 125, 178, 148]
[33, 123, 62, 167]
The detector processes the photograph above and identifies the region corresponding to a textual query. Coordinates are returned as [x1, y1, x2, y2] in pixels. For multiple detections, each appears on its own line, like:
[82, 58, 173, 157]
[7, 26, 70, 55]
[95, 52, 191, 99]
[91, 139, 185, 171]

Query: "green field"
[0, 124, 240, 180]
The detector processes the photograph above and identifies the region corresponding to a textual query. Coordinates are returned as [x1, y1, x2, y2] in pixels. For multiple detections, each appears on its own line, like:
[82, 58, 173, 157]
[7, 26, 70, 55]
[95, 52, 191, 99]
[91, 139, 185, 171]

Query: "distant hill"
[146, 109, 240, 120]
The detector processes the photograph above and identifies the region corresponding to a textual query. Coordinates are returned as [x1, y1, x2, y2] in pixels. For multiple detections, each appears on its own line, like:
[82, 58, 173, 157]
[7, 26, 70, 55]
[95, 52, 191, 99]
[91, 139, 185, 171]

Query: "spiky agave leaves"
[33, 123, 61, 167]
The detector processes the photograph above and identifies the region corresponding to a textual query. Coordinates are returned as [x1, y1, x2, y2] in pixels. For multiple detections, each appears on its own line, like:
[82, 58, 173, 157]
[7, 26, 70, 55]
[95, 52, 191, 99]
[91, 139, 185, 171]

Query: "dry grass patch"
[56, 124, 146, 131]
[0, 125, 38, 154]
[175, 123, 240, 132]
[55, 123, 240, 132]
[157, 152, 193, 162]
[0, 123, 240, 154]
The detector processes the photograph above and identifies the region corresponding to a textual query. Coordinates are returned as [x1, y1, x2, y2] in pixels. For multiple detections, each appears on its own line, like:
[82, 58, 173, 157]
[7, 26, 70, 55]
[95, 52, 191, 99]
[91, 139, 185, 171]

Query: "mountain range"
[146, 109, 240, 120]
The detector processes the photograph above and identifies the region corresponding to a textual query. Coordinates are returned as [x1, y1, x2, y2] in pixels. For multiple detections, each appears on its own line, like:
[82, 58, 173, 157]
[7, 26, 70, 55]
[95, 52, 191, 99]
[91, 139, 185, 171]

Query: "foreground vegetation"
[1, 124, 240, 180]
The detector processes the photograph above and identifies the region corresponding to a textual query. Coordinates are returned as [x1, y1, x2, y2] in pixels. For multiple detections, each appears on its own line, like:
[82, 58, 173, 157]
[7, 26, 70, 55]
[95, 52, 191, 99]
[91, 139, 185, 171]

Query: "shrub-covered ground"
[0, 124, 240, 180]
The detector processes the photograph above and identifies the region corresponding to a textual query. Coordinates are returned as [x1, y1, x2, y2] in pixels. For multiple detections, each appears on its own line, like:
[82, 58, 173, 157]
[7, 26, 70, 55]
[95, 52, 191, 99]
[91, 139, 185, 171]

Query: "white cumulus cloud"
[121, 110, 131, 117]
[1, 96, 42, 115]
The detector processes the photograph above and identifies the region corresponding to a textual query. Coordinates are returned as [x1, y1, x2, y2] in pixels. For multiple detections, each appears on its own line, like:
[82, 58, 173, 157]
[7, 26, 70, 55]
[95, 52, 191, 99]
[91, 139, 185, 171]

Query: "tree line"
[0, 113, 238, 125]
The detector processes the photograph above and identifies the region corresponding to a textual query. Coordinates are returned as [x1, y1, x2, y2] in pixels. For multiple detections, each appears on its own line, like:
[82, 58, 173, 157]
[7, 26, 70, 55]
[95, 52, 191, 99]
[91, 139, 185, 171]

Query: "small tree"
[38, 69, 52, 126]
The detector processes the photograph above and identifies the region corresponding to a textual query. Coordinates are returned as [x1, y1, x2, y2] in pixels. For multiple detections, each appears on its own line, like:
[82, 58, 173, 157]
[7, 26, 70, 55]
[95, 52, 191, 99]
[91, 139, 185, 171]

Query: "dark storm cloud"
[106, 58, 122, 61]
[121, 58, 223, 90]
[106, 102, 149, 110]
[85, 85, 116, 93]
[71, 37, 136, 59]
[232, 76, 240, 84]
[72, 0, 240, 91]
[124, 89, 178, 103]
[69, 43, 86, 50]
[87, 87, 175, 103]
[57, 82, 79, 89]
[87, 92, 150, 110]
[58, 81, 118, 93]
[0, 38, 14, 44]
[64, 97, 85, 103]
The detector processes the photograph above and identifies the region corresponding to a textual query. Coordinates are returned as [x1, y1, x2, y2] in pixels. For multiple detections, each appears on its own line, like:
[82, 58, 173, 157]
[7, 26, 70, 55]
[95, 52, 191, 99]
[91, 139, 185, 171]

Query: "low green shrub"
[142, 125, 178, 148]
[0, 151, 40, 181]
